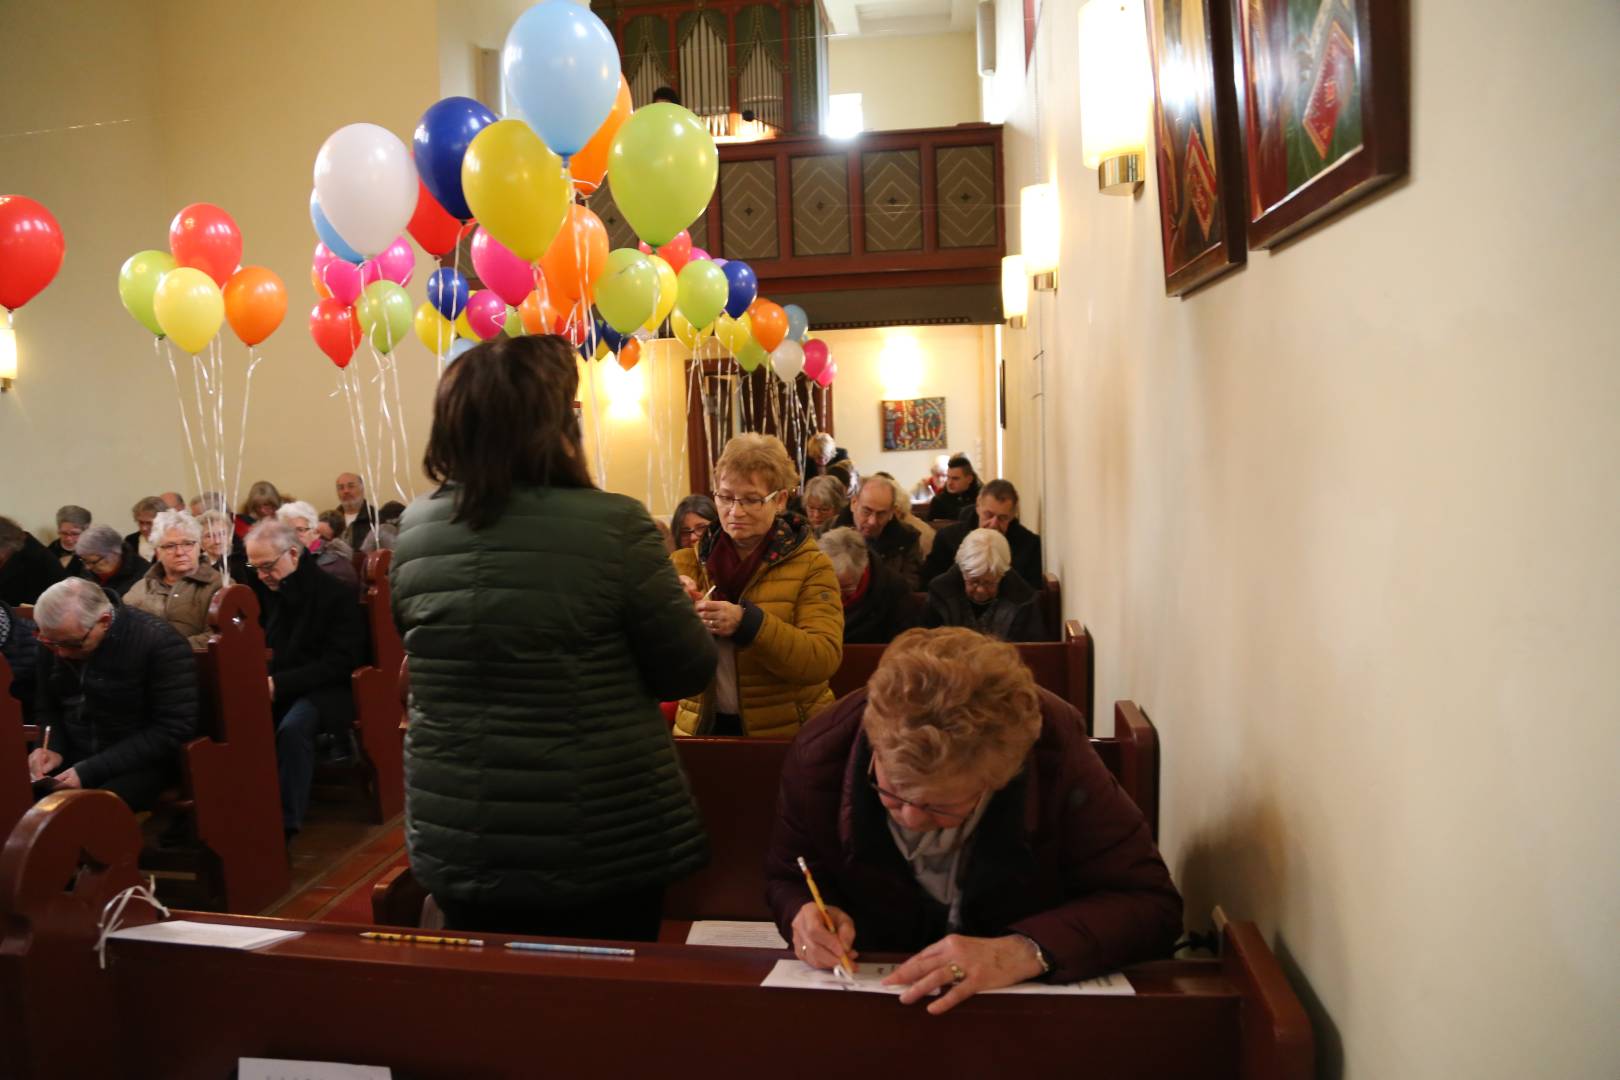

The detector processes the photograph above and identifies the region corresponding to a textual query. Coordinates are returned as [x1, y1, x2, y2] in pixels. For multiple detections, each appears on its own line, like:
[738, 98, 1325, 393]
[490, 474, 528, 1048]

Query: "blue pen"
[504, 941, 636, 958]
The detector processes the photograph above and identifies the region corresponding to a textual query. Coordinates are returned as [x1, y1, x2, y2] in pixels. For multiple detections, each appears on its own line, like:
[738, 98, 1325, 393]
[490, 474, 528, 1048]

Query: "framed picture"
[1238, 0, 1408, 248]
[1145, 0, 1248, 296]
[881, 398, 947, 451]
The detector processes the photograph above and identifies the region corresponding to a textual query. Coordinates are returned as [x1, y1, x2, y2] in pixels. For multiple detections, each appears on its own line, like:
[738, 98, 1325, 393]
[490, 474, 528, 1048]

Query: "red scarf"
[841, 564, 871, 607]
[704, 527, 773, 602]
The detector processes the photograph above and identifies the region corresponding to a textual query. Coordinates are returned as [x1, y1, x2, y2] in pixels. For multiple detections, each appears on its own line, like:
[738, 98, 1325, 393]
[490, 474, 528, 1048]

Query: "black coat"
[86, 552, 152, 600]
[35, 595, 198, 788]
[842, 562, 921, 645]
[249, 551, 366, 734]
[922, 517, 1044, 593]
[46, 539, 85, 579]
[0, 533, 68, 606]
[0, 601, 38, 720]
[332, 502, 375, 552]
[925, 480, 981, 523]
[803, 447, 852, 484]
[922, 566, 1046, 642]
[831, 511, 924, 591]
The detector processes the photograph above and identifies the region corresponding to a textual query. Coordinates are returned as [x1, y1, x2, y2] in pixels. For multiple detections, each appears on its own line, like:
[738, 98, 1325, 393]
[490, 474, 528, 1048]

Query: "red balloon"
[0, 195, 66, 311]
[656, 230, 693, 275]
[407, 179, 464, 257]
[802, 338, 831, 382]
[169, 203, 242, 287]
[309, 297, 361, 368]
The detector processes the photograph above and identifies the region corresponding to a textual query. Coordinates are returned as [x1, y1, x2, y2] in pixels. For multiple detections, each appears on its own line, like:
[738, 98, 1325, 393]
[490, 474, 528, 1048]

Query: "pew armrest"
[371, 864, 429, 927]
[1222, 921, 1315, 1080]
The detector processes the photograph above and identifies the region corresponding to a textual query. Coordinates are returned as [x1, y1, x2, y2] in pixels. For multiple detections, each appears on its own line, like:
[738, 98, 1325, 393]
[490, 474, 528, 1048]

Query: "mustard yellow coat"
[670, 521, 844, 738]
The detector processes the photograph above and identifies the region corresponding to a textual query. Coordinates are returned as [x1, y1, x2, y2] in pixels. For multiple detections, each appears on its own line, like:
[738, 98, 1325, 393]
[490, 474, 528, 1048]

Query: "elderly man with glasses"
[833, 475, 925, 591]
[277, 500, 359, 590]
[123, 510, 223, 650]
[26, 577, 198, 812]
[244, 520, 366, 839]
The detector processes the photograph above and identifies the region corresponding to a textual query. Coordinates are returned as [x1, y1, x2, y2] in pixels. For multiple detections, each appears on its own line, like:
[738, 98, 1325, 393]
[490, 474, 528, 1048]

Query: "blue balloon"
[310, 191, 365, 264]
[413, 97, 498, 222]
[783, 303, 809, 343]
[447, 338, 476, 364]
[594, 314, 625, 352]
[722, 261, 758, 319]
[503, 1, 621, 158]
[428, 268, 470, 321]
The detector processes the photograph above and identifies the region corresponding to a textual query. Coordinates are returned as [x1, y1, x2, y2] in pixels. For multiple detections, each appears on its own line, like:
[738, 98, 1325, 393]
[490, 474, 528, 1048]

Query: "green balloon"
[675, 259, 728, 330]
[595, 248, 659, 334]
[504, 305, 524, 337]
[607, 104, 718, 247]
[356, 281, 413, 354]
[736, 340, 767, 373]
[118, 250, 177, 337]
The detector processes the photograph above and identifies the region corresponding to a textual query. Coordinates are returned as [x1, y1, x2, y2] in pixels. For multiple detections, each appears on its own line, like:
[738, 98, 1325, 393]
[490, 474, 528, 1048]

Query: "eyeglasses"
[867, 759, 982, 824]
[713, 490, 782, 512]
[245, 548, 293, 574]
[677, 523, 711, 543]
[157, 541, 199, 553]
[79, 553, 110, 570]
[38, 625, 98, 652]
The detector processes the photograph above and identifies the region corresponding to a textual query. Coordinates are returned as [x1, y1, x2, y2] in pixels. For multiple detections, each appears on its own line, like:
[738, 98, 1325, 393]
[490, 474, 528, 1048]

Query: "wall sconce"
[1079, 0, 1151, 195]
[0, 312, 16, 392]
[1001, 255, 1028, 328]
[1020, 183, 1060, 291]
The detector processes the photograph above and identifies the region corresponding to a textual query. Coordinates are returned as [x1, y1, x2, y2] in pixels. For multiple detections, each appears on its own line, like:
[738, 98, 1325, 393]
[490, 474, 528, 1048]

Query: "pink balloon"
[688, 247, 711, 263]
[313, 242, 340, 280]
[802, 338, 830, 382]
[322, 258, 372, 306]
[814, 359, 837, 388]
[466, 289, 507, 339]
[470, 226, 538, 307]
[374, 235, 415, 287]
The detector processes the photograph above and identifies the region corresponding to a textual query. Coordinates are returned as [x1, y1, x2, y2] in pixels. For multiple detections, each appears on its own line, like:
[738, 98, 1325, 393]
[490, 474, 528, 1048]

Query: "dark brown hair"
[423, 335, 593, 530]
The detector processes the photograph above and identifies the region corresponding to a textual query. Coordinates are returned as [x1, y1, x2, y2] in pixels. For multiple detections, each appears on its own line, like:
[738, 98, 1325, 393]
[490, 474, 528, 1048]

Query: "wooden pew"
[0, 790, 1313, 1080]
[345, 548, 404, 821]
[0, 655, 29, 838]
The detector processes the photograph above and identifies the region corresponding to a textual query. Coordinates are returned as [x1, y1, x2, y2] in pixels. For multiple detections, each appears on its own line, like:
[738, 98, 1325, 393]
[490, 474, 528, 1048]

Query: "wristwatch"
[1016, 933, 1053, 977]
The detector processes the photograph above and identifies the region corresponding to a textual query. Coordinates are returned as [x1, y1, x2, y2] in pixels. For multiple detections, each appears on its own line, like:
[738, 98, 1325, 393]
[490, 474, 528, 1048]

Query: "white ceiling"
[820, 0, 978, 38]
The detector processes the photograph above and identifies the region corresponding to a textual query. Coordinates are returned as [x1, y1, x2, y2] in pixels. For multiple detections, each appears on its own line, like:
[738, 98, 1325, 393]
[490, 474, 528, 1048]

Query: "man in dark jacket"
[834, 476, 924, 591]
[922, 479, 1043, 591]
[1, 600, 39, 720]
[818, 527, 919, 645]
[0, 517, 68, 606]
[245, 520, 366, 835]
[331, 472, 375, 551]
[925, 455, 982, 523]
[26, 578, 198, 811]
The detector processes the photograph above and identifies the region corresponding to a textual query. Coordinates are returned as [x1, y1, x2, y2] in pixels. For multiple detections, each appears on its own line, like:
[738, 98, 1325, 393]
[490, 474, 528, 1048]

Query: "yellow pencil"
[797, 856, 856, 978]
[359, 931, 484, 947]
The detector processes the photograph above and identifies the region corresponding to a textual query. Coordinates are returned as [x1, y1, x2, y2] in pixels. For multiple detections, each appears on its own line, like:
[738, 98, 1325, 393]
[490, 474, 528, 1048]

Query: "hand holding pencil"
[794, 856, 858, 979]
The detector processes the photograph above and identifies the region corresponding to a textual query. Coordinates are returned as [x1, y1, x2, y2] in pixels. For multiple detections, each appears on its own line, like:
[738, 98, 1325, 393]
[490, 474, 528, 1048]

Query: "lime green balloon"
[607, 104, 718, 246]
[504, 305, 524, 337]
[594, 248, 659, 334]
[118, 250, 177, 337]
[736, 339, 767, 373]
[356, 280, 413, 354]
[675, 259, 728, 330]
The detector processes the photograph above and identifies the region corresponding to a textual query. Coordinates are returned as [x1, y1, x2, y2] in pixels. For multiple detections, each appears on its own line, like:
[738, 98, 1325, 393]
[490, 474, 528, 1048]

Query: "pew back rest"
[361, 549, 400, 673]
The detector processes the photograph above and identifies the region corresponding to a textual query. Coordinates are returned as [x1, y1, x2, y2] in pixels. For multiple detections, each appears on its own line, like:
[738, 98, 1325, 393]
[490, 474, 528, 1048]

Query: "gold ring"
[947, 962, 966, 983]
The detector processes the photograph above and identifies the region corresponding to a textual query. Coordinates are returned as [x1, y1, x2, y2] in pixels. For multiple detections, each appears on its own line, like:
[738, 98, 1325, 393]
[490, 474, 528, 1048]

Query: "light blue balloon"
[503, 1, 621, 159]
[447, 338, 476, 364]
[309, 190, 365, 264]
[783, 304, 809, 343]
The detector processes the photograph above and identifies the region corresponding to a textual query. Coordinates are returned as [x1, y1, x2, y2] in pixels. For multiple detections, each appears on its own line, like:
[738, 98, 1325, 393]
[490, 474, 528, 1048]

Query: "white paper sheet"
[685, 921, 791, 949]
[760, 959, 1134, 996]
[108, 919, 303, 951]
[238, 1058, 391, 1080]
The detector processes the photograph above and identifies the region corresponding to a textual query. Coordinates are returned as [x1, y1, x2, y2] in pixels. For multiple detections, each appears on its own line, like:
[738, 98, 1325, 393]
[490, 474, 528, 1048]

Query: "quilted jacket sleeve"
[74, 623, 199, 788]
[745, 547, 844, 685]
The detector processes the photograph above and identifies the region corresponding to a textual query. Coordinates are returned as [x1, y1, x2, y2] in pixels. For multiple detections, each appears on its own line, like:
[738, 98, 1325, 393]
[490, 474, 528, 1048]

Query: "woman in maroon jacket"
[766, 627, 1181, 1014]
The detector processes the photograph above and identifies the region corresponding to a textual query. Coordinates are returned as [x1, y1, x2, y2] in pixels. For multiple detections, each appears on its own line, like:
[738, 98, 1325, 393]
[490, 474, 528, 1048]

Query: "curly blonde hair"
[715, 433, 798, 495]
[863, 627, 1042, 791]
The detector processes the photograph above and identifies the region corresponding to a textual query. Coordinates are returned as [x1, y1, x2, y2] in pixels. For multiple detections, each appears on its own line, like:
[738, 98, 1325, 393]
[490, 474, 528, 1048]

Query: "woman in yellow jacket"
[671, 434, 844, 737]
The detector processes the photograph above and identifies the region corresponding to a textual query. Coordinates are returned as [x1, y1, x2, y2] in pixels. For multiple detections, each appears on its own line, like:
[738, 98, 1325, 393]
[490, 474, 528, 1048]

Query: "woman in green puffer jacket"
[391, 335, 717, 940]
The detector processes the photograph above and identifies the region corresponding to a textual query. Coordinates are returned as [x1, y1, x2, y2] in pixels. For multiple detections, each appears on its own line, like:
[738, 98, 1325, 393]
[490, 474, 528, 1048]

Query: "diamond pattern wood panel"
[935, 145, 998, 249]
[791, 155, 850, 256]
[720, 160, 779, 260]
[686, 211, 709, 252]
[586, 181, 638, 251]
[862, 149, 923, 252]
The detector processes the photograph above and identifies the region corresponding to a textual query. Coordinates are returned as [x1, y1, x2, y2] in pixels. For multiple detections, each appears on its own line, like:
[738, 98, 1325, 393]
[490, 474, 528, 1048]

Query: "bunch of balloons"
[117, 203, 287, 353]
[0, 195, 66, 315]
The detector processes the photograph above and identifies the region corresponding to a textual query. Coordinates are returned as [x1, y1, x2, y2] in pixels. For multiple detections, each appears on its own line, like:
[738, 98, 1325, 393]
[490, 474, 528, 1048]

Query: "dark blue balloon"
[414, 97, 498, 222]
[427, 268, 470, 320]
[310, 191, 365, 264]
[722, 260, 758, 319]
[594, 314, 625, 352]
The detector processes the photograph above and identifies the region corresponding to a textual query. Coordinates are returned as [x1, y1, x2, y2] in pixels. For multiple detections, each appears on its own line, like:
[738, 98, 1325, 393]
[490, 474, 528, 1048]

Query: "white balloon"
[769, 339, 805, 382]
[313, 123, 417, 258]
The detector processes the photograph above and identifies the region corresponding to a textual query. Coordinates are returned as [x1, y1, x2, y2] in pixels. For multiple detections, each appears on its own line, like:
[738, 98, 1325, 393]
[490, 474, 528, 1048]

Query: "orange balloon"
[748, 299, 788, 352]
[617, 338, 641, 371]
[571, 77, 632, 196]
[310, 264, 332, 300]
[541, 205, 610, 303]
[224, 266, 288, 346]
[519, 284, 559, 336]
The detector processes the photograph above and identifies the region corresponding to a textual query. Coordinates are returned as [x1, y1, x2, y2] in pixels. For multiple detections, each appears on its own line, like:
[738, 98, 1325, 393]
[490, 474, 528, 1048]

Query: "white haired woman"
[76, 524, 150, 599]
[819, 526, 918, 645]
[922, 528, 1044, 642]
[48, 505, 92, 574]
[123, 510, 223, 650]
[801, 475, 848, 538]
[278, 500, 359, 590]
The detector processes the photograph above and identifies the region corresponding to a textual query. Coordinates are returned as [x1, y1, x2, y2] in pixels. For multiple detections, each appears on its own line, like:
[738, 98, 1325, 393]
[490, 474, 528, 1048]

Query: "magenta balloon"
[802, 338, 830, 382]
[312, 242, 340, 280]
[466, 288, 507, 339]
[323, 258, 369, 305]
[689, 247, 711, 263]
[375, 235, 415, 287]
[814, 359, 836, 388]
[469, 226, 535, 307]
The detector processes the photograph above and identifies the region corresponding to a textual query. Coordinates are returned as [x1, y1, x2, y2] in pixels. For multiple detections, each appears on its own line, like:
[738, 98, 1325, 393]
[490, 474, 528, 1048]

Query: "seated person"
[0, 600, 39, 720]
[277, 500, 359, 590]
[316, 510, 346, 545]
[244, 521, 367, 837]
[197, 509, 248, 582]
[0, 516, 68, 606]
[122, 510, 224, 650]
[912, 454, 949, 502]
[802, 431, 854, 490]
[158, 491, 185, 512]
[802, 475, 847, 538]
[926, 455, 982, 523]
[47, 505, 92, 576]
[670, 433, 843, 738]
[360, 500, 407, 552]
[236, 480, 284, 539]
[26, 578, 198, 812]
[75, 524, 150, 598]
[332, 472, 374, 550]
[922, 478, 1043, 591]
[671, 494, 720, 551]
[820, 527, 919, 646]
[923, 529, 1045, 642]
[767, 628, 1181, 1012]
[882, 474, 936, 558]
[124, 496, 166, 561]
[834, 476, 924, 591]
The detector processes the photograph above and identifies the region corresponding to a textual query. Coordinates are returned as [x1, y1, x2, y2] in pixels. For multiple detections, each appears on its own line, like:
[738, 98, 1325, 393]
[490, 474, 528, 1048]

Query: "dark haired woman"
[390, 335, 718, 940]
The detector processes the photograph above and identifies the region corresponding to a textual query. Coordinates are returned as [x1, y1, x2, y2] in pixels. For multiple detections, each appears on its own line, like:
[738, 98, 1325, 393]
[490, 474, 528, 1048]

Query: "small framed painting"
[1145, 0, 1248, 296]
[1237, 0, 1408, 248]
[881, 398, 947, 451]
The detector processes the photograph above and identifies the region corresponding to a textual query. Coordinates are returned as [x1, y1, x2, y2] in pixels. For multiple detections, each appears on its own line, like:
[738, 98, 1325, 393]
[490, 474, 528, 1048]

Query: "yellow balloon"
[671, 311, 713, 349]
[414, 303, 453, 353]
[716, 311, 752, 353]
[455, 309, 482, 341]
[152, 267, 224, 354]
[642, 254, 678, 332]
[593, 340, 610, 361]
[461, 119, 571, 261]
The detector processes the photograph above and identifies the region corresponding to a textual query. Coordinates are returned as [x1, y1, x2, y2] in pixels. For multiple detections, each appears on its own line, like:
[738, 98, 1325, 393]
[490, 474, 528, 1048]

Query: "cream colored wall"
[827, 32, 980, 132]
[987, 0, 1620, 1077]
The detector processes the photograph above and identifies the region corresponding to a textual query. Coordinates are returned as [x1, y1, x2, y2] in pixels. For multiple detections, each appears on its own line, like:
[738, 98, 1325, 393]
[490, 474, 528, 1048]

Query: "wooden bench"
[340, 549, 404, 821]
[0, 789, 1313, 1080]
[0, 655, 29, 838]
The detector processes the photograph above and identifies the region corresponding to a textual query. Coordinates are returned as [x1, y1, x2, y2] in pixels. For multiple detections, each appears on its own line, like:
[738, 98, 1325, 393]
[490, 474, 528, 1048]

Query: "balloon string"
[188, 353, 215, 510]
[346, 365, 379, 530]
[386, 347, 415, 500]
[338, 369, 365, 500]
[162, 338, 205, 505]
[369, 348, 404, 506]
[575, 199, 607, 490]
[210, 340, 228, 549]
[232, 347, 263, 523]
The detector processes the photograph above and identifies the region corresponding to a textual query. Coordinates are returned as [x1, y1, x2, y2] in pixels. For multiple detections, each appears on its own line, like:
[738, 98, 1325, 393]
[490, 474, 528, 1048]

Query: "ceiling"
[820, 0, 979, 38]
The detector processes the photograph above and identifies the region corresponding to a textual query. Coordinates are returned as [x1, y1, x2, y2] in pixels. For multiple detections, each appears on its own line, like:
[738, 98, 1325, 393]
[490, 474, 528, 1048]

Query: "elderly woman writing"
[923, 528, 1045, 642]
[767, 628, 1181, 1013]
[76, 524, 149, 598]
[671, 433, 844, 737]
[123, 511, 223, 650]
